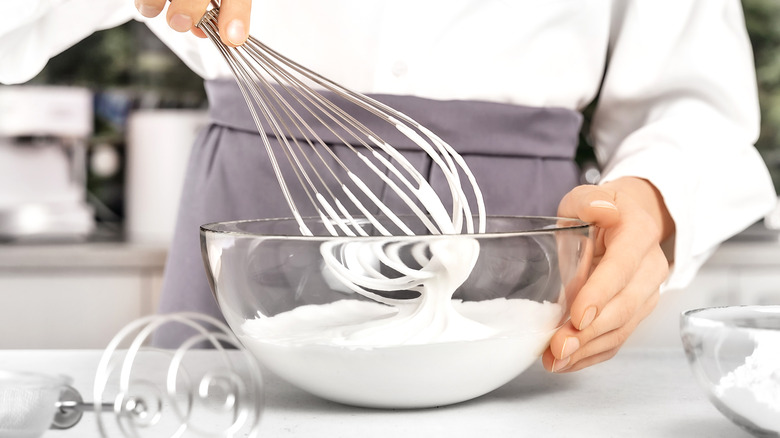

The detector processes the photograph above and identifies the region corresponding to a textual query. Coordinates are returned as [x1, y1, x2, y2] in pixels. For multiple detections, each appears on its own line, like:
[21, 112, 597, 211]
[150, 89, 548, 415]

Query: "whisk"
[195, 6, 485, 237]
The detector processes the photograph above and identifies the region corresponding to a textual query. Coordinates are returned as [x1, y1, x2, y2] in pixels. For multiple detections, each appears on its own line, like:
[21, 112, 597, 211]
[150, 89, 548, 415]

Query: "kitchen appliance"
[0, 86, 95, 241]
[0, 313, 263, 438]
[125, 109, 208, 244]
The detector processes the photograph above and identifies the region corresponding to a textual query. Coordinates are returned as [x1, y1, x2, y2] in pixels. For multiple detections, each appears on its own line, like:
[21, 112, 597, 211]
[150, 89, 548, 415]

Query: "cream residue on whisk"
[715, 330, 780, 431]
[325, 237, 498, 346]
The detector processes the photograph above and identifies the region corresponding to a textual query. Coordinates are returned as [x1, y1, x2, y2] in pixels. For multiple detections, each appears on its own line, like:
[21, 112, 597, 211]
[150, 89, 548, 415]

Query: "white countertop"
[0, 241, 167, 269]
[0, 348, 750, 438]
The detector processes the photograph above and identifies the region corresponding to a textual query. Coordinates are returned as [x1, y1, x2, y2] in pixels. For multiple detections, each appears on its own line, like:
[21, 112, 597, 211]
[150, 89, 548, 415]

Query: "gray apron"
[154, 79, 582, 347]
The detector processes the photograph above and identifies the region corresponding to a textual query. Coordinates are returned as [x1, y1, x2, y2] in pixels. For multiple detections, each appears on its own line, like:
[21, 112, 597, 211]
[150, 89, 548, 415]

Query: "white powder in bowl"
[239, 298, 562, 408]
[715, 330, 780, 432]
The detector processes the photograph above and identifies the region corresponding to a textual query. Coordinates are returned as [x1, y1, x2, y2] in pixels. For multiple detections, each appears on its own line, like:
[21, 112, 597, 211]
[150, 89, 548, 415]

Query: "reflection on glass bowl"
[201, 216, 593, 409]
[681, 305, 780, 437]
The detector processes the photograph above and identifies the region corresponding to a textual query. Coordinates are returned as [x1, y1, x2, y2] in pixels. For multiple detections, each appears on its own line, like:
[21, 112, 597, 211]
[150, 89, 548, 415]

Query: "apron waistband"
[205, 79, 582, 159]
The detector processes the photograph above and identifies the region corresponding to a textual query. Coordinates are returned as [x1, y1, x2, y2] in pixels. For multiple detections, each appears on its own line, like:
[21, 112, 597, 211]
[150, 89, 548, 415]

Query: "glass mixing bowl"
[201, 216, 592, 408]
[681, 306, 780, 437]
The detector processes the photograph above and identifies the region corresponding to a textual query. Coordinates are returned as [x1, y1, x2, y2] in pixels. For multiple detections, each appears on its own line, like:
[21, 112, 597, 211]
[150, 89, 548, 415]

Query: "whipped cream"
[715, 330, 780, 432]
[240, 297, 562, 408]
[243, 297, 561, 348]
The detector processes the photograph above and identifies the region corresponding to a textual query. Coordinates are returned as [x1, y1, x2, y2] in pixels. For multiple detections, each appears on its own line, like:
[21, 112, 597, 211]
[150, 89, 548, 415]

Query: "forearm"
[0, 0, 136, 84]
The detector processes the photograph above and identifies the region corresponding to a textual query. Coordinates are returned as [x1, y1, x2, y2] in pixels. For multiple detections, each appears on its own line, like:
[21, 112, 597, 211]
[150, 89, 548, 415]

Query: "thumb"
[557, 185, 621, 229]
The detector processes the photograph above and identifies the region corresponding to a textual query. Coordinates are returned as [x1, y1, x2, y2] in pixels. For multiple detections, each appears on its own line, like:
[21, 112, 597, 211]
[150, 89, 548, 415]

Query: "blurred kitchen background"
[1, 1, 780, 349]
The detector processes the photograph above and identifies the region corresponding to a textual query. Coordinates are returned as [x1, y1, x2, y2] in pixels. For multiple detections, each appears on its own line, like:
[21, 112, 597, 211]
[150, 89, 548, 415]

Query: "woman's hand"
[542, 177, 674, 373]
[134, 0, 251, 47]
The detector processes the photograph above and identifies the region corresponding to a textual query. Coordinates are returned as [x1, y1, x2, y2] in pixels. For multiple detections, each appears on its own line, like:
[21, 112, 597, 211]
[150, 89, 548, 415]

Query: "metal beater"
[195, 6, 485, 237]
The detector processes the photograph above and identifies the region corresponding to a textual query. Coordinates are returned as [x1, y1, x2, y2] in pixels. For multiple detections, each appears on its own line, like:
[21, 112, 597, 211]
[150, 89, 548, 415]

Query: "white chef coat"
[1, 0, 776, 291]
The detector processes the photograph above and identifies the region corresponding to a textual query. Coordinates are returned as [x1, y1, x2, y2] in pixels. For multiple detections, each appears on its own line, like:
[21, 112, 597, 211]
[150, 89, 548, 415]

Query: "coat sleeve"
[0, 0, 138, 84]
[592, 0, 777, 291]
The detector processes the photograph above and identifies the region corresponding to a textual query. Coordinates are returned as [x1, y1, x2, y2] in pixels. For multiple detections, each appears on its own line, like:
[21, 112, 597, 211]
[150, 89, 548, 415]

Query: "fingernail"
[226, 19, 247, 45]
[169, 13, 193, 32]
[579, 306, 597, 330]
[552, 356, 571, 373]
[135, 1, 161, 18]
[560, 336, 580, 359]
[590, 200, 617, 210]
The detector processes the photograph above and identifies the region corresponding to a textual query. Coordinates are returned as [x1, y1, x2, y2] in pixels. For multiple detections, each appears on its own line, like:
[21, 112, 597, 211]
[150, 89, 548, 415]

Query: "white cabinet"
[0, 243, 166, 349]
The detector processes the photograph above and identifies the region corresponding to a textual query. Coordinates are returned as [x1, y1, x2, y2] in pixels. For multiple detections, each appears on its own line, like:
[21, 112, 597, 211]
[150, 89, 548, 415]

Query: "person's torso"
[145, 0, 614, 109]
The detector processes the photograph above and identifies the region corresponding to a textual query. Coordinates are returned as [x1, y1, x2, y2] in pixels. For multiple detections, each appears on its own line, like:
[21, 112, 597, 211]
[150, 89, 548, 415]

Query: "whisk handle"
[166, 0, 220, 7]
[51, 385, 114, 430]
[51, 385, 87, 430]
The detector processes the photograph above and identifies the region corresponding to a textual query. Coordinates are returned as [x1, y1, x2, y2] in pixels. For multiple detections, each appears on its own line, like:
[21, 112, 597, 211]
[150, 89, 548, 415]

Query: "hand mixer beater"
[196, 5, 485, 237]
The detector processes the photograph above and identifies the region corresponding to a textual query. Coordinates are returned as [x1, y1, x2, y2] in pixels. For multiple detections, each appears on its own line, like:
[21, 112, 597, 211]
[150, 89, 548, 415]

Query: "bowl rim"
[681, 305, 780, 330]
[200, 215, 591, 240]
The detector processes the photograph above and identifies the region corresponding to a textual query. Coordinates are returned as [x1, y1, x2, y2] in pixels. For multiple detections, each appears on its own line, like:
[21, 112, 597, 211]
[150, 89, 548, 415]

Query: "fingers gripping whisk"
[196, 8, 485, 237]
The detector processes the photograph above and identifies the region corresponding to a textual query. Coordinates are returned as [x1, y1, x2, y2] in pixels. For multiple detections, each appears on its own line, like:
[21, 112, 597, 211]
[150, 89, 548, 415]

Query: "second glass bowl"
[681, 305, 780, 437]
